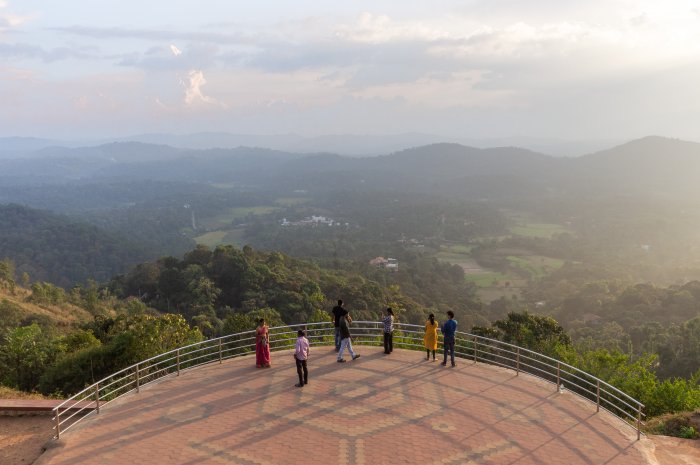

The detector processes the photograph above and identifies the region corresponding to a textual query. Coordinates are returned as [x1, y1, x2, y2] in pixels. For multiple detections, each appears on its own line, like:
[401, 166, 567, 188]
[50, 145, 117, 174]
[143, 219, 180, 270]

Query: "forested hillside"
[108, 243, 482, 330]
[0, 204, 149, 286]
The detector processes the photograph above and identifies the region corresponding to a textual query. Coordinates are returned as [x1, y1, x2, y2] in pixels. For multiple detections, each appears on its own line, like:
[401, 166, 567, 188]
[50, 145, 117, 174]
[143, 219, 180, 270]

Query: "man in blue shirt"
[441, 310, 457, 367]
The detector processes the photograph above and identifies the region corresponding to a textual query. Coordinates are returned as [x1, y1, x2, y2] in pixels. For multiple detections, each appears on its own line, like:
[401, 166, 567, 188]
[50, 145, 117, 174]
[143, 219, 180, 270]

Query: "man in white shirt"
[294, 329, 310, 387]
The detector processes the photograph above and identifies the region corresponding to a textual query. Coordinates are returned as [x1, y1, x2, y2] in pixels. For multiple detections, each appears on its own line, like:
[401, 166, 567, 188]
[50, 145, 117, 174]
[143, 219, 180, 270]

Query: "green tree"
[476, 311, 571, 354]
[40, 314, 202, 396]
[0, 258, 15, 292]
[0, 324, 58, 390]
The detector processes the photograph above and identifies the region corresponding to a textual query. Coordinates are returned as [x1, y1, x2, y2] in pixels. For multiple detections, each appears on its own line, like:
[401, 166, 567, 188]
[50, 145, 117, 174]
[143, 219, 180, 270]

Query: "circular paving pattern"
[35, 347, 653, 465]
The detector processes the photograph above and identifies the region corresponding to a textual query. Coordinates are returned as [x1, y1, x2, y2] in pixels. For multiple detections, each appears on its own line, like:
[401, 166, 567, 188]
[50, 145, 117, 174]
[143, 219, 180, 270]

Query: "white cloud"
[351, 71, 516, 108]
[335, 12, 450, 43]
[170, 44, 182, 56]
[182, 69, 225, 108]
[0, 1, 31, 34]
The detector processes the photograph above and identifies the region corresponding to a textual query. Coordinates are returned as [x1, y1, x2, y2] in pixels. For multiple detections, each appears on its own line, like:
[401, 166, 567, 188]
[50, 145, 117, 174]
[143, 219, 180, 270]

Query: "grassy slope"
[0, 287, 92, 326]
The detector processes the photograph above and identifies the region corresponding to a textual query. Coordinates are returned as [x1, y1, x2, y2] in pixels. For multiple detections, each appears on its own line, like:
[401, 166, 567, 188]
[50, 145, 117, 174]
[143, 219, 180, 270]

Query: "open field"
[465, 271, 513, 287]
[435, 253, 484, 272]
[437, 244, 523, 301]
[199, 206, 280, 229]
[274, 197, 310, 206]
[510, 222, 571, 238]
[222, 229, 246, 246]
[441, 244, 474, 254]
[194, 231, 229, 248]
[194, 228, 246, 248]
[436, 243, 563, 302]
[507, 255, 565, 279]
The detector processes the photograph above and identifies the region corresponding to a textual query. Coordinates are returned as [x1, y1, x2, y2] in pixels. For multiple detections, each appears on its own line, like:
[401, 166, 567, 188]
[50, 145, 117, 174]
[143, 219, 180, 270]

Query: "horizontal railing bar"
[139, 365, 176, 380]
[102, 380, 135, 397]
[57, 403, 95, 427]
[98, 374, 134, 393]
[517, 361, 558, 379]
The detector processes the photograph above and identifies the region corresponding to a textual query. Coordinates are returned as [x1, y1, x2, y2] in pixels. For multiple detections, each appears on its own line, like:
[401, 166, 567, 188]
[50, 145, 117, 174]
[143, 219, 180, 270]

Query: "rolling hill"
[0, 204, 151, 287]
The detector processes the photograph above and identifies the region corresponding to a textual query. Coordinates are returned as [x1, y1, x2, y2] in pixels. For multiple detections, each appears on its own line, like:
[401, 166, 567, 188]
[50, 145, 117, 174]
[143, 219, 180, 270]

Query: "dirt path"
[649, 436, 700, 465]
[0, 416, 52, 465]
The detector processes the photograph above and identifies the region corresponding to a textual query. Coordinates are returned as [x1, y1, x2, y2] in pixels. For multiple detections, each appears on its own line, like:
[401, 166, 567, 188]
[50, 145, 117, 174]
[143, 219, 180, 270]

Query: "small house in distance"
[369, 256, 399, 271]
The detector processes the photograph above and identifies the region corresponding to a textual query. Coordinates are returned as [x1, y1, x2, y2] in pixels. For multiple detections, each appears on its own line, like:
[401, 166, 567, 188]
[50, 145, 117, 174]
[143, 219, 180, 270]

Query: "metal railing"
[52, 321, 644, 440]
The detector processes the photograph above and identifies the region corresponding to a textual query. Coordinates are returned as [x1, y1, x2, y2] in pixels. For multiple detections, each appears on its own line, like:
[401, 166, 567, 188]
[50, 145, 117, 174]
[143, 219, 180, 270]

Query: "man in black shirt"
[337, 313, 360, 362]
[332, 299, 348, 351]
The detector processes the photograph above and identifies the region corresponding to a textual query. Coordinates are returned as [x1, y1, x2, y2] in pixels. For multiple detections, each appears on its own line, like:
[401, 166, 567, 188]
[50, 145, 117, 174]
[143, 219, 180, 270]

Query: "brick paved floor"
[35, 347, 653, 465]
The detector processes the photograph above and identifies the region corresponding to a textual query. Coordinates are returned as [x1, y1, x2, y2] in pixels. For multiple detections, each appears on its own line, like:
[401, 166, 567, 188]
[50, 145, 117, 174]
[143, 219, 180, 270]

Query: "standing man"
[382, 307, 395, 354]
[332, 299, 348, 351]
[337, 314, 360, 363]
[294, 329, 310, 387]
[441, 310, 457, 367]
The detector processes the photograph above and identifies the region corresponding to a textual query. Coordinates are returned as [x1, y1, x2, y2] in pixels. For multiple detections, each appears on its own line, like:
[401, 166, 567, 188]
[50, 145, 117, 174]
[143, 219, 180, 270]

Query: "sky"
[2, 0, 700, 141]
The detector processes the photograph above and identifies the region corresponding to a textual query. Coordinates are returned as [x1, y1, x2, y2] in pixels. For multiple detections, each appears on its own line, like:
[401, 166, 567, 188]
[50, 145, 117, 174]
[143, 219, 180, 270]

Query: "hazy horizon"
[2, 1, 700, 142]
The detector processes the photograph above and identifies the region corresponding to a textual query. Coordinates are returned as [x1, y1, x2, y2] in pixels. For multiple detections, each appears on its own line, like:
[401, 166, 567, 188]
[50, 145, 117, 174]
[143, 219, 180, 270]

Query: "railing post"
[556, 362, 561, 392]
[596, 380, 600, 412]
[54, 409, 61, 439]
[473, 336, 477, 363]
[516, 347, 520, 376]
[135, 363, 140, 393]
[95, 383, 100, 414]
[177, 349, 180, 376]
[637, 405, 642, 441]
[219, 339, 223, 364]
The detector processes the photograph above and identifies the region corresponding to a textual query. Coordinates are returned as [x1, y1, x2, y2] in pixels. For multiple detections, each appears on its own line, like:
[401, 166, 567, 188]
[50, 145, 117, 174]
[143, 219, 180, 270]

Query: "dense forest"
[108, 243, 481, 330]
[0, 205, 149, 286]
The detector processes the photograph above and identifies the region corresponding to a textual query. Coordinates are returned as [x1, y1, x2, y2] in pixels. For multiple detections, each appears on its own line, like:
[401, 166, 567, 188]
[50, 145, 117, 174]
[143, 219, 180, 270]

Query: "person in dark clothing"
[441, 310, 458, 367]
[337, 314, 360, 362]
[382, 307, 394, 354]
[332, 299, 348, 351]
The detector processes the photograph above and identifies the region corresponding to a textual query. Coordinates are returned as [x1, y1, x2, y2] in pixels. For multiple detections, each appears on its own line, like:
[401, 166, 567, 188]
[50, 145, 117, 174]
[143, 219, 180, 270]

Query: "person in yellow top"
[424, 313, 438, 361]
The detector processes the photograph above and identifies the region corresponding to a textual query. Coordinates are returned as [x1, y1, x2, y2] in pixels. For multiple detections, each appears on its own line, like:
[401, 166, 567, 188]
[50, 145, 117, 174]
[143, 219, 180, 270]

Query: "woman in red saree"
[255, 318, 271, 368]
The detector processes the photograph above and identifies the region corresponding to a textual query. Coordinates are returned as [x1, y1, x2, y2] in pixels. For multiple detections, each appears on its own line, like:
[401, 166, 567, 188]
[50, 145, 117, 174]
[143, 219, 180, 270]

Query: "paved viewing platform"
[35, 346, 654, 465]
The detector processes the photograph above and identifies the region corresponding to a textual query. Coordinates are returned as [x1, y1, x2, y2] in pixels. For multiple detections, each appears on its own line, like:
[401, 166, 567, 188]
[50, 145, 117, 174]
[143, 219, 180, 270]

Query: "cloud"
[335, 12, 450, 44]
[118, 43, 219, 70]
[182, 69, 225, 108]
[6, 2, 700, 141]
[0, 42, 98, 62]
[0, 1, 33, 35]
[51, 25, 253, 45]
[351, 70, 516, 108]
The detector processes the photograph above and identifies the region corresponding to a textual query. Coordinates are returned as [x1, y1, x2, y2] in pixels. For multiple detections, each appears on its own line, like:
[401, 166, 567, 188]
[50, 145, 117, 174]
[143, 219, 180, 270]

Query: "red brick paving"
[34, 347, 653, 465]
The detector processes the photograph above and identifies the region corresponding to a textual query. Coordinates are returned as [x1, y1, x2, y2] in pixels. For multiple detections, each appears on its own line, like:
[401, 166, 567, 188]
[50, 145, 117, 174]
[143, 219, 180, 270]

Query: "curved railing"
[52, 321, 644, 440]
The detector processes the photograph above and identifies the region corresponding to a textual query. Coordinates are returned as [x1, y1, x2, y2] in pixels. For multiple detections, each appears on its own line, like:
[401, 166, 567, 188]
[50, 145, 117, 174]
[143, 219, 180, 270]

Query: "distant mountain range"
[1, 135, 699, 199]
[0, 132, 622, 157]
